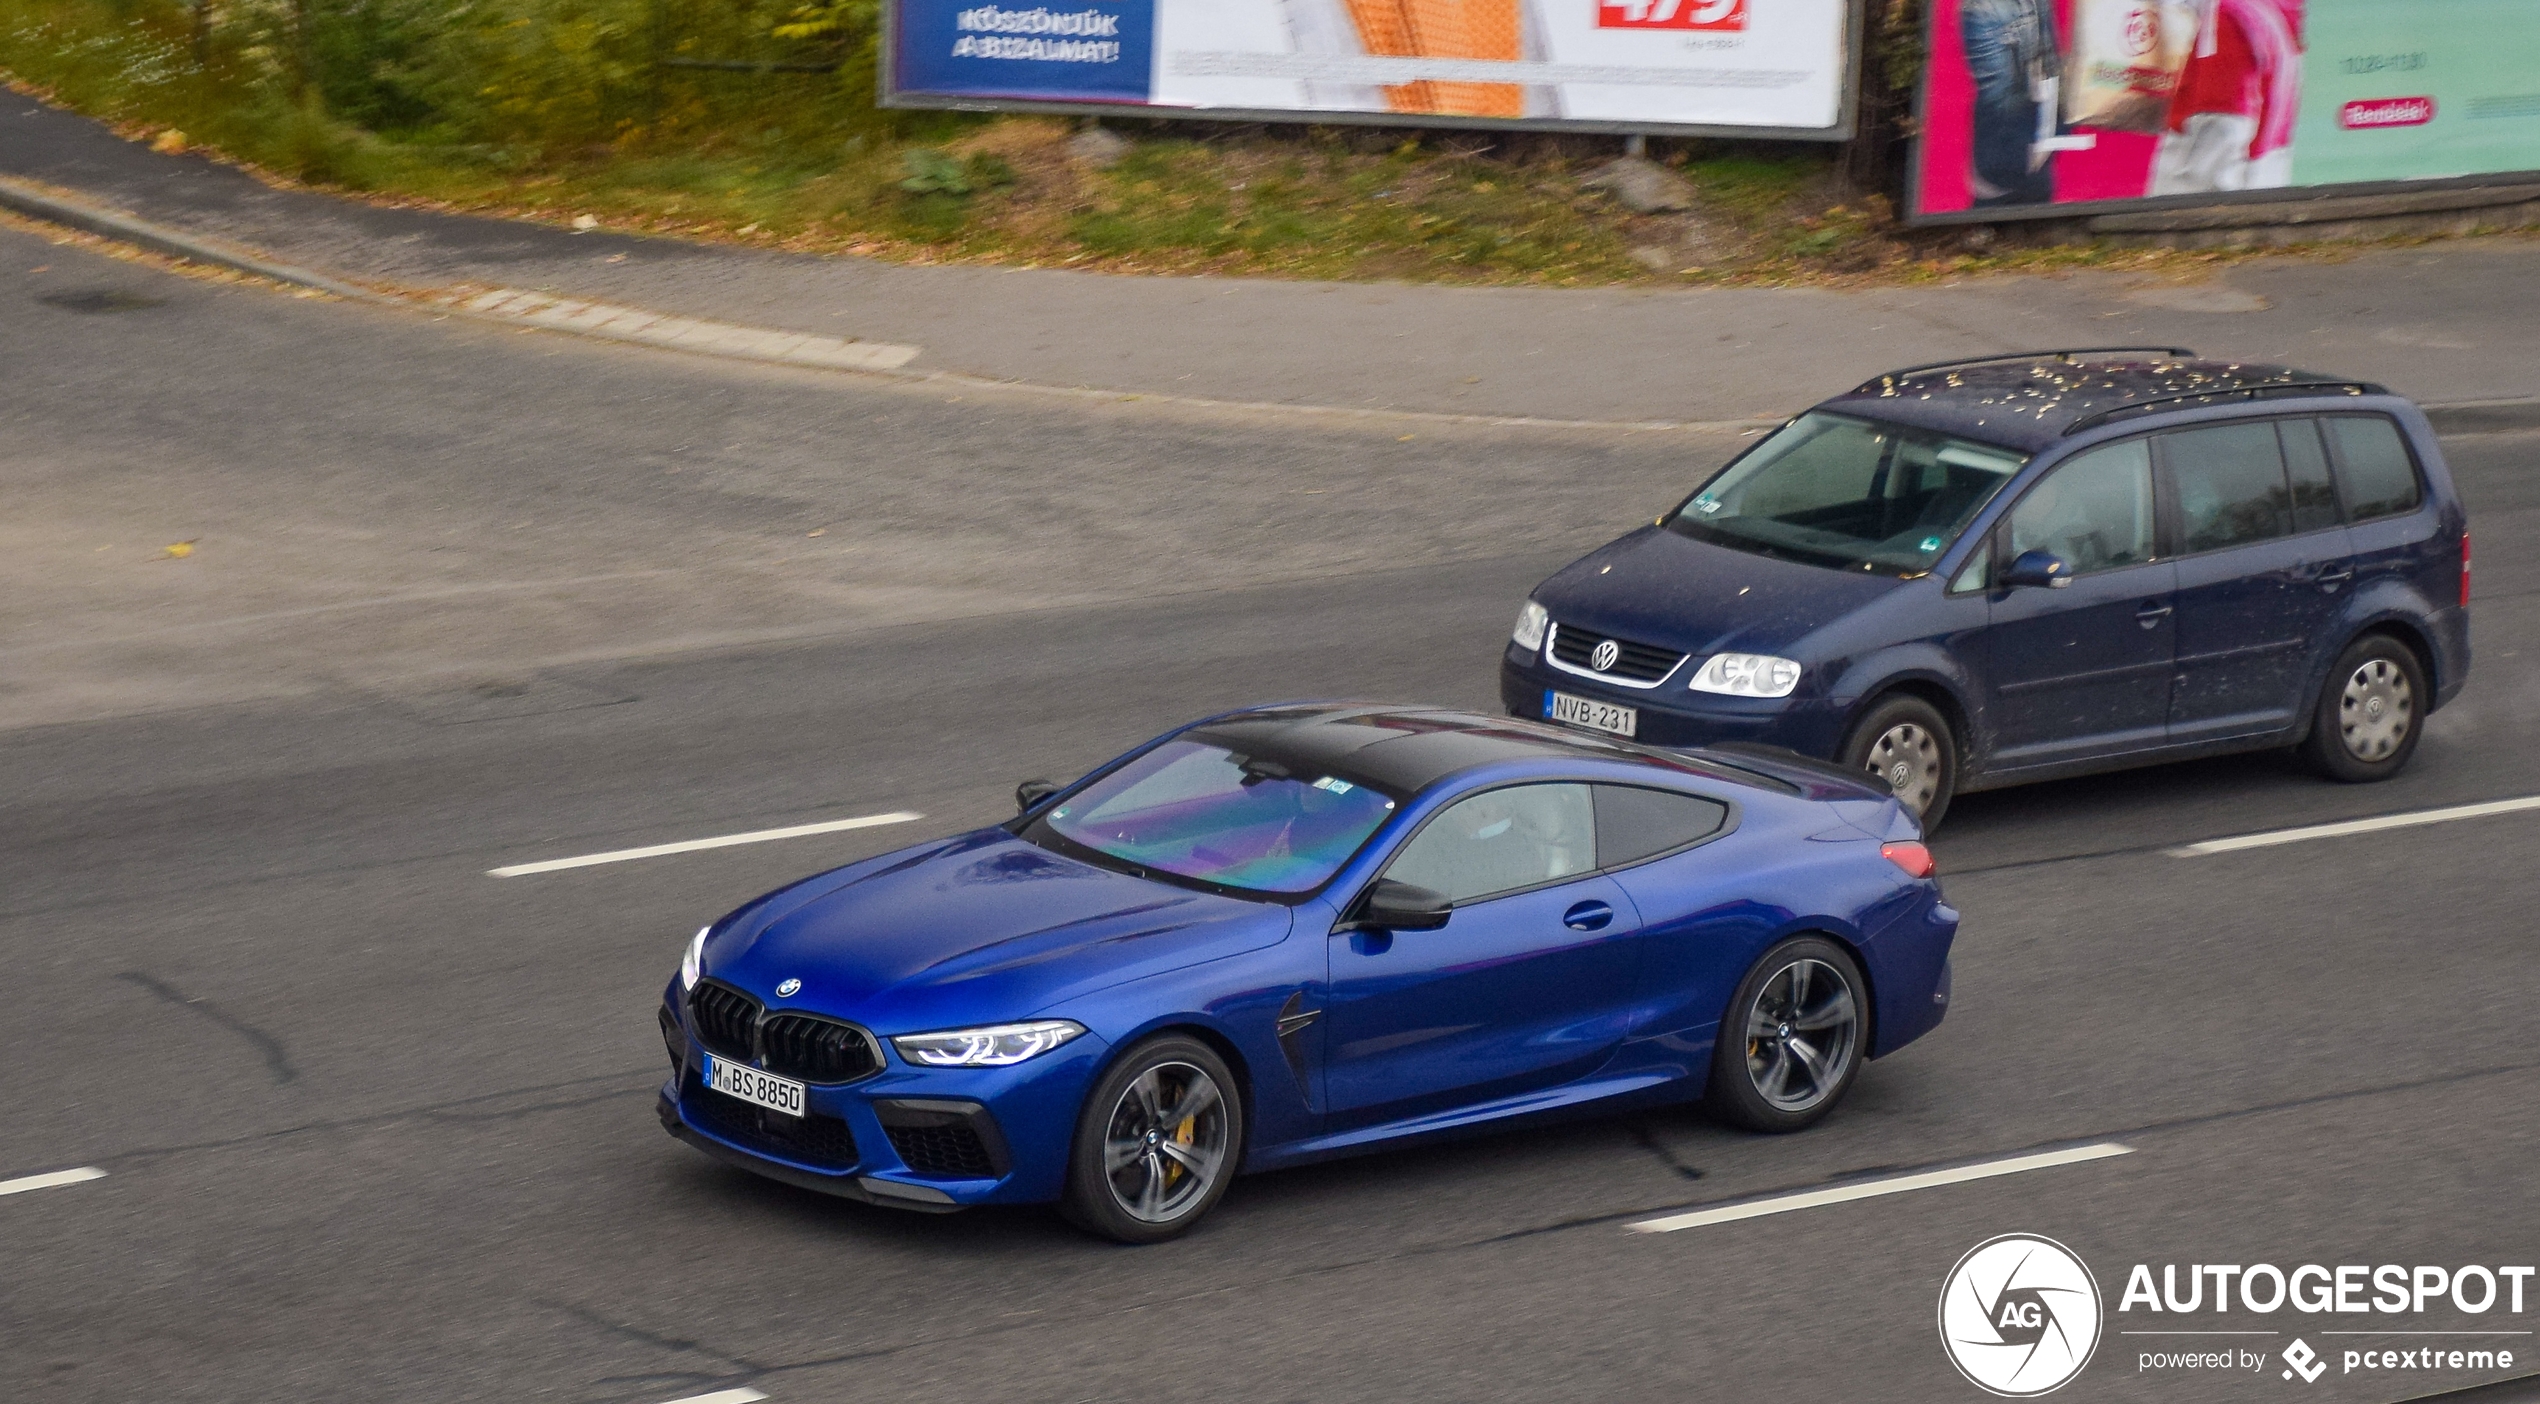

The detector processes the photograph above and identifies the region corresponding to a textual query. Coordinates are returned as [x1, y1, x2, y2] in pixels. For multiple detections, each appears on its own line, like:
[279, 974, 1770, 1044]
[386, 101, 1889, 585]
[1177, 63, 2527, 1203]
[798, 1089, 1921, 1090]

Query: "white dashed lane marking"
[2170, 794, 2540, 857]
[1626, 1143, 2133, 1234]
[657, 1389, 766, 1404]
[0, 1167, 107, 1197]
[487, 811, 923, 877]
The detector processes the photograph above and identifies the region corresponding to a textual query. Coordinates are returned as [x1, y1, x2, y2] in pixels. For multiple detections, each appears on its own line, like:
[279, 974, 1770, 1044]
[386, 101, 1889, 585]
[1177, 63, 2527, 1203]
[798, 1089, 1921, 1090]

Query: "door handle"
[1562, 900, 1613, 932]
[2314, 566, 2354, 592]
[2135, 600, 2173, 628]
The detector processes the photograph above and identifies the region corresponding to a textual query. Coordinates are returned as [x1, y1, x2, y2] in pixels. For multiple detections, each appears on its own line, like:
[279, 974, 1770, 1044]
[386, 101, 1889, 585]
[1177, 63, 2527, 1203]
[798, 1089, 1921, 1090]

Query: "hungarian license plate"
[704, 1053, 805, 1118]
[1546, 689, 1638, 738]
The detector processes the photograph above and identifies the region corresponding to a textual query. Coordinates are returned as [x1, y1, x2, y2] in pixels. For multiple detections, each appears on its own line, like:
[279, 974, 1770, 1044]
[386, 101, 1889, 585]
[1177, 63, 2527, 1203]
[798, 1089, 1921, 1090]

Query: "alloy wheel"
[1743, 958, 1861, 1113]
[1864, 721, 1943, 816]
[2338, 657, 2414, 762]
[1100, 1061, 1229, 1224]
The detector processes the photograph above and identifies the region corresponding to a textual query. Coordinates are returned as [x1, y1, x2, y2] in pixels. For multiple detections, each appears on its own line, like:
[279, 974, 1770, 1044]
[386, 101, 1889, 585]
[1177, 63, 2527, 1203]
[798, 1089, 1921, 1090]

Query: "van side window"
[2009, 438, 2154, 574]
[2278, 419, 2342, 534]
[2323, 415, 2424, 521]
[2164, 421, 2290, 553]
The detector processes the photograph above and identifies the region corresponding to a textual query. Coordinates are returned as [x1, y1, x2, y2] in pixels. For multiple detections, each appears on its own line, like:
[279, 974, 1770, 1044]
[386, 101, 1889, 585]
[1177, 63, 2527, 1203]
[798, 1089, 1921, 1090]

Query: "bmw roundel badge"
[775, 977, 801, 997]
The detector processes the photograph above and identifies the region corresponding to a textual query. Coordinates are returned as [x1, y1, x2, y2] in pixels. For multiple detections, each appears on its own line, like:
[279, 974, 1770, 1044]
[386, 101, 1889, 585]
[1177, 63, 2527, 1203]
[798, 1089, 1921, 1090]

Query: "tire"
[1707, 937, 1869, 1134]
[1059, 1035, 1244, 1244]
[1841, 694, 1957, 831]
[2300, 634, 2427, 783]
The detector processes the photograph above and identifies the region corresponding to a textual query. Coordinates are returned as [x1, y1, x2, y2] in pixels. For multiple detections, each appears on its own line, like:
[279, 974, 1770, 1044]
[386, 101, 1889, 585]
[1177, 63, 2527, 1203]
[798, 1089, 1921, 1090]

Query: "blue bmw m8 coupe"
[657, 703, 1959, 1241]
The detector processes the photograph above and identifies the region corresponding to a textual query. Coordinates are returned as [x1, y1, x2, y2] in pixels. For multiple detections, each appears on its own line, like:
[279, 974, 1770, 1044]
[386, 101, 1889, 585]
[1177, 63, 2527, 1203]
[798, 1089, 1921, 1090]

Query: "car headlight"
[1511, 600, 1550, 652]
[892, 1020, 1086, 1068]
[680, 926, 708, 991]
[1690, 653, 1803, 698]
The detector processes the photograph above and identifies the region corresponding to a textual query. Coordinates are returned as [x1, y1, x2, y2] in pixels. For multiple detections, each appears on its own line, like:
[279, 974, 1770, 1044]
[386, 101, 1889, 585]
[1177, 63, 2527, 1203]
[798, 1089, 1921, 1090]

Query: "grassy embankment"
[0, 0, 2362, 286]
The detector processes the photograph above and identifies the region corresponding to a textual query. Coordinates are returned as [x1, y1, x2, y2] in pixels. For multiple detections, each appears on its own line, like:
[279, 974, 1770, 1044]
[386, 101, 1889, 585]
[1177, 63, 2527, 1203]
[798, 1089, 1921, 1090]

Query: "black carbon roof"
[1815, 353, 2382, 451]
[1186, 704, 1782, 795]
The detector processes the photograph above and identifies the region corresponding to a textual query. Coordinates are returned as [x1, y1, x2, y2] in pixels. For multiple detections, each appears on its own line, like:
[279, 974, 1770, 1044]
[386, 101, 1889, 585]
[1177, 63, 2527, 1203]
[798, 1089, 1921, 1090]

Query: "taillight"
[1882, 841, 1935, 879]
[2461, 530, 2472, 608]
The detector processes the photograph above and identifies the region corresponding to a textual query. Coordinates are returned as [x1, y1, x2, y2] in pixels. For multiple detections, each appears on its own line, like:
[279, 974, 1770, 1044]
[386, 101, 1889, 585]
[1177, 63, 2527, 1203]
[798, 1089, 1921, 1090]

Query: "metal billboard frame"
[879, 0, 1866, 142]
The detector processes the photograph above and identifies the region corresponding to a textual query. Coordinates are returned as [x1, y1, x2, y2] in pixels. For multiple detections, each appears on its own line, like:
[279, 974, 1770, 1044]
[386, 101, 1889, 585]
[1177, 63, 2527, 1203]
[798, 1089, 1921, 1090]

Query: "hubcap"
[2338, 658, 2414, 762]
[1864, 721, 1943, 816]
[1744, 958, 1860, 1113]
[1100, 1062, 1229, 1224]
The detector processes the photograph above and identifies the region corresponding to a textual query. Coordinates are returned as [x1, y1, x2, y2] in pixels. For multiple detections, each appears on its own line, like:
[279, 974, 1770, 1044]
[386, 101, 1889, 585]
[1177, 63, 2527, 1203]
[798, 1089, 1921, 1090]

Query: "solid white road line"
[488, 812, 923, 877]
[2169, 794, 2540, 857]
[657, 1390, 767, 1404]
[0, 1167, 107, 1197]
[1625, 1143, 2133, 1234]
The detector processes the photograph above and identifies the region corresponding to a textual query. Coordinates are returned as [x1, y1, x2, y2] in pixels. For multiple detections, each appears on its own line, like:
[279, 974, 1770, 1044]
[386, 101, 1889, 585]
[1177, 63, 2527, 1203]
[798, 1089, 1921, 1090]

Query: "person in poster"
[2149, 0, 2304, 194]
[1959, 0, 2063, 207]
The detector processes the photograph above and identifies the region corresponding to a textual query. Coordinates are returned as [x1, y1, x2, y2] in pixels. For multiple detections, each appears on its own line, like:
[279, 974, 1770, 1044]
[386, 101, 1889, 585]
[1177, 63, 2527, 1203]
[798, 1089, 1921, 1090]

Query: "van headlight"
[1511, 600, 1550, 652]
[1690, 653, 1803, 698]
[892, 1020, 1087, 1067]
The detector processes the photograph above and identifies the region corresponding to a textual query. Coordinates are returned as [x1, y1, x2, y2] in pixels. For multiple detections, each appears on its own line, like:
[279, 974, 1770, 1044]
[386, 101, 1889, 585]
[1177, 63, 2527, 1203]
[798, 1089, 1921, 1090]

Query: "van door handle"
[1563, 901, 1614, 932]
[2314, 566, 2354, 592]
[2135, 600, 2173, 628]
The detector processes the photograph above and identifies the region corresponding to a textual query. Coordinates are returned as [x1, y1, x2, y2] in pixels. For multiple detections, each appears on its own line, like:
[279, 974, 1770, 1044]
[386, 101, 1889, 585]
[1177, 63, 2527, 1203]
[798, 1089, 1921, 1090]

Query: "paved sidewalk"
[8, 90, 2540, 421]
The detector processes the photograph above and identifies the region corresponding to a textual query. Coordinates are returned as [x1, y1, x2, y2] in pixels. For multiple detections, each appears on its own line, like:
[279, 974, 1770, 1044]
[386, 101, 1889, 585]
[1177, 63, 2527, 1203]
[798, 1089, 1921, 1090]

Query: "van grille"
[1549, 624, 1686, 684]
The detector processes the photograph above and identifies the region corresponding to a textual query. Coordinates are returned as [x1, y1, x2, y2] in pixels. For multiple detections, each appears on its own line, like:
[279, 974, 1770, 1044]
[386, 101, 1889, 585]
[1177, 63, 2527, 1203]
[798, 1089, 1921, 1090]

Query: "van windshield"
[1671, 412, 2028, 574]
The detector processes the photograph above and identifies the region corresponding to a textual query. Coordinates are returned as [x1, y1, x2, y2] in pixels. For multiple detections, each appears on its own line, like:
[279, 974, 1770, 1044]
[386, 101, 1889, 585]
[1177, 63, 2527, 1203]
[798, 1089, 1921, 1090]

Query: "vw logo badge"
[775, 977, 801, 997]
[1589, 639, 1621, 672]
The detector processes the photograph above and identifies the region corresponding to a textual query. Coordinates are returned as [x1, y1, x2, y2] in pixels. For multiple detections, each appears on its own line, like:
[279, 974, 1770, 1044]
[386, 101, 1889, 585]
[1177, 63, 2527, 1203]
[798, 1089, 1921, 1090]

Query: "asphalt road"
[5, 220, 2539, 1404]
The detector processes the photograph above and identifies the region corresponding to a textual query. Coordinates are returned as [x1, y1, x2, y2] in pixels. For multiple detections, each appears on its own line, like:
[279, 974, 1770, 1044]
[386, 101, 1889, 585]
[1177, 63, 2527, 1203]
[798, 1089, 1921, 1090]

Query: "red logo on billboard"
[2340, 97, 2436, 129]
[2121, 6, 2158, 56]
[1597, 0, 1746, 31]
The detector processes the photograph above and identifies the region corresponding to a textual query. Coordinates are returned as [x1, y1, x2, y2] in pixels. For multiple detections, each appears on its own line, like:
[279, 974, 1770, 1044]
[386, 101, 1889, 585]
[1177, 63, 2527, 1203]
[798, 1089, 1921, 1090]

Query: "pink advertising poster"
[1913, 0, 2307, 219]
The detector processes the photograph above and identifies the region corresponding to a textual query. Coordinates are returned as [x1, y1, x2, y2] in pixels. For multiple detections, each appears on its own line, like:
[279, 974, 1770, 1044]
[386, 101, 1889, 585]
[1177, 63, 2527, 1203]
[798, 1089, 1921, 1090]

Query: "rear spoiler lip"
[1671, 742, 1896, 804]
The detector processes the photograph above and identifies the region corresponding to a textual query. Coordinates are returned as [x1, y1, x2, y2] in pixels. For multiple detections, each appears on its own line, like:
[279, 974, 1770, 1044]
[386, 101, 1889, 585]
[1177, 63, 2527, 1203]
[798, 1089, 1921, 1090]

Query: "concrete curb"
[1, 172, 1759, 433]
[8, 171, 2537, 437]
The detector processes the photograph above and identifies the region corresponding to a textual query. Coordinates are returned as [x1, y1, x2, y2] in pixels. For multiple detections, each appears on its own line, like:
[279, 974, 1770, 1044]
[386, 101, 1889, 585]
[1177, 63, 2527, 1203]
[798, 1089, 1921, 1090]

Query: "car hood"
[704, 829, 1292, 1031]
[1532, 526, 1901, 658]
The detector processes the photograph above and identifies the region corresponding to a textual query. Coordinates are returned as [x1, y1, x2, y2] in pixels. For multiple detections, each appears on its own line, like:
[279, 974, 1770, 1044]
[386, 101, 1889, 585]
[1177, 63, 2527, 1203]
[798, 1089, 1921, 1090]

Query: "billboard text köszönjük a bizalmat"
[1912, 0, 2540, 221]
[885, 0, 1858, 138]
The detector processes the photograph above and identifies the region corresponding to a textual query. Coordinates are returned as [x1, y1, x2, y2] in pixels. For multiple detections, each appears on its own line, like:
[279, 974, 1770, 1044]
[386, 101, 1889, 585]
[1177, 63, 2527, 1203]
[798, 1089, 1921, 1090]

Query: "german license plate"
[704, 1053, 805, 1117]
[1546, 689, 1638, 738]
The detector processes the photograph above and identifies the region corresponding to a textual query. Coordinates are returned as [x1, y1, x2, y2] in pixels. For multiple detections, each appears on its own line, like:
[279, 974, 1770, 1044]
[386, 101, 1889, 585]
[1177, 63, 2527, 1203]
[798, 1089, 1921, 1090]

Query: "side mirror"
[1352, 878, 1452, 932]
[2001, 548, 2075, 590]
[1015, 778, 1063, 814]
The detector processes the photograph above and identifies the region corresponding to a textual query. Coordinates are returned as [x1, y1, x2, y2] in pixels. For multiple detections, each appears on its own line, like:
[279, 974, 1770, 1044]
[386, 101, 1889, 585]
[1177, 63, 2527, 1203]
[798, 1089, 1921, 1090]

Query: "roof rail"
[2062, 381, 2387, 436]
[1857, 347, 2200, 389]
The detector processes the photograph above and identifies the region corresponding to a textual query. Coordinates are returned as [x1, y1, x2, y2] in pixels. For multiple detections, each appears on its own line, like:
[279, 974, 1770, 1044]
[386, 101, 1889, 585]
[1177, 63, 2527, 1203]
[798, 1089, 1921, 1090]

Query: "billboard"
[885, 0, 1862, 138]
[1911, 0, 2540, 221]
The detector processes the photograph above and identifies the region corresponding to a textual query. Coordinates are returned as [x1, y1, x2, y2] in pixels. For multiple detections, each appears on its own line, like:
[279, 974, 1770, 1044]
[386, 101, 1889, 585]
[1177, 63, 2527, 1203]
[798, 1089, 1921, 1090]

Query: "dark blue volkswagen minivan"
[1500, 351, 2470, 827]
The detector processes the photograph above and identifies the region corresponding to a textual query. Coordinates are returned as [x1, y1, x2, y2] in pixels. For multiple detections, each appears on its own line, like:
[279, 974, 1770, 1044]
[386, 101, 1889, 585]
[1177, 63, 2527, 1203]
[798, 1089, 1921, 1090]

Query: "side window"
[2324, 415, 2425, 521]
[2279, 419, 2343, 534]
[2009, 438, 2155, 574]
[1592, 785, 1729, 868]
[2164, 421, 2291, 553]
[1384, 784, 1595, 905]
[1948, 540, 1991, 595]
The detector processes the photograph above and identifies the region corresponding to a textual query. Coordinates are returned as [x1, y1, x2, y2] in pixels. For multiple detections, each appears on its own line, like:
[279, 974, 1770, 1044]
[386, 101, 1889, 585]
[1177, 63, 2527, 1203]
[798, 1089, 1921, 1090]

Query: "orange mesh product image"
[1339, 0, 1526, 116]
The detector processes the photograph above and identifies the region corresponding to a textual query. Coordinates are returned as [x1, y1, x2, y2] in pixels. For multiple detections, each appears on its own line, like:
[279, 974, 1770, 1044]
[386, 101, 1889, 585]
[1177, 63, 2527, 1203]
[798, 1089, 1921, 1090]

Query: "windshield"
[1672, 412, 2028, 574]
[1033, 740, 1400, 896]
